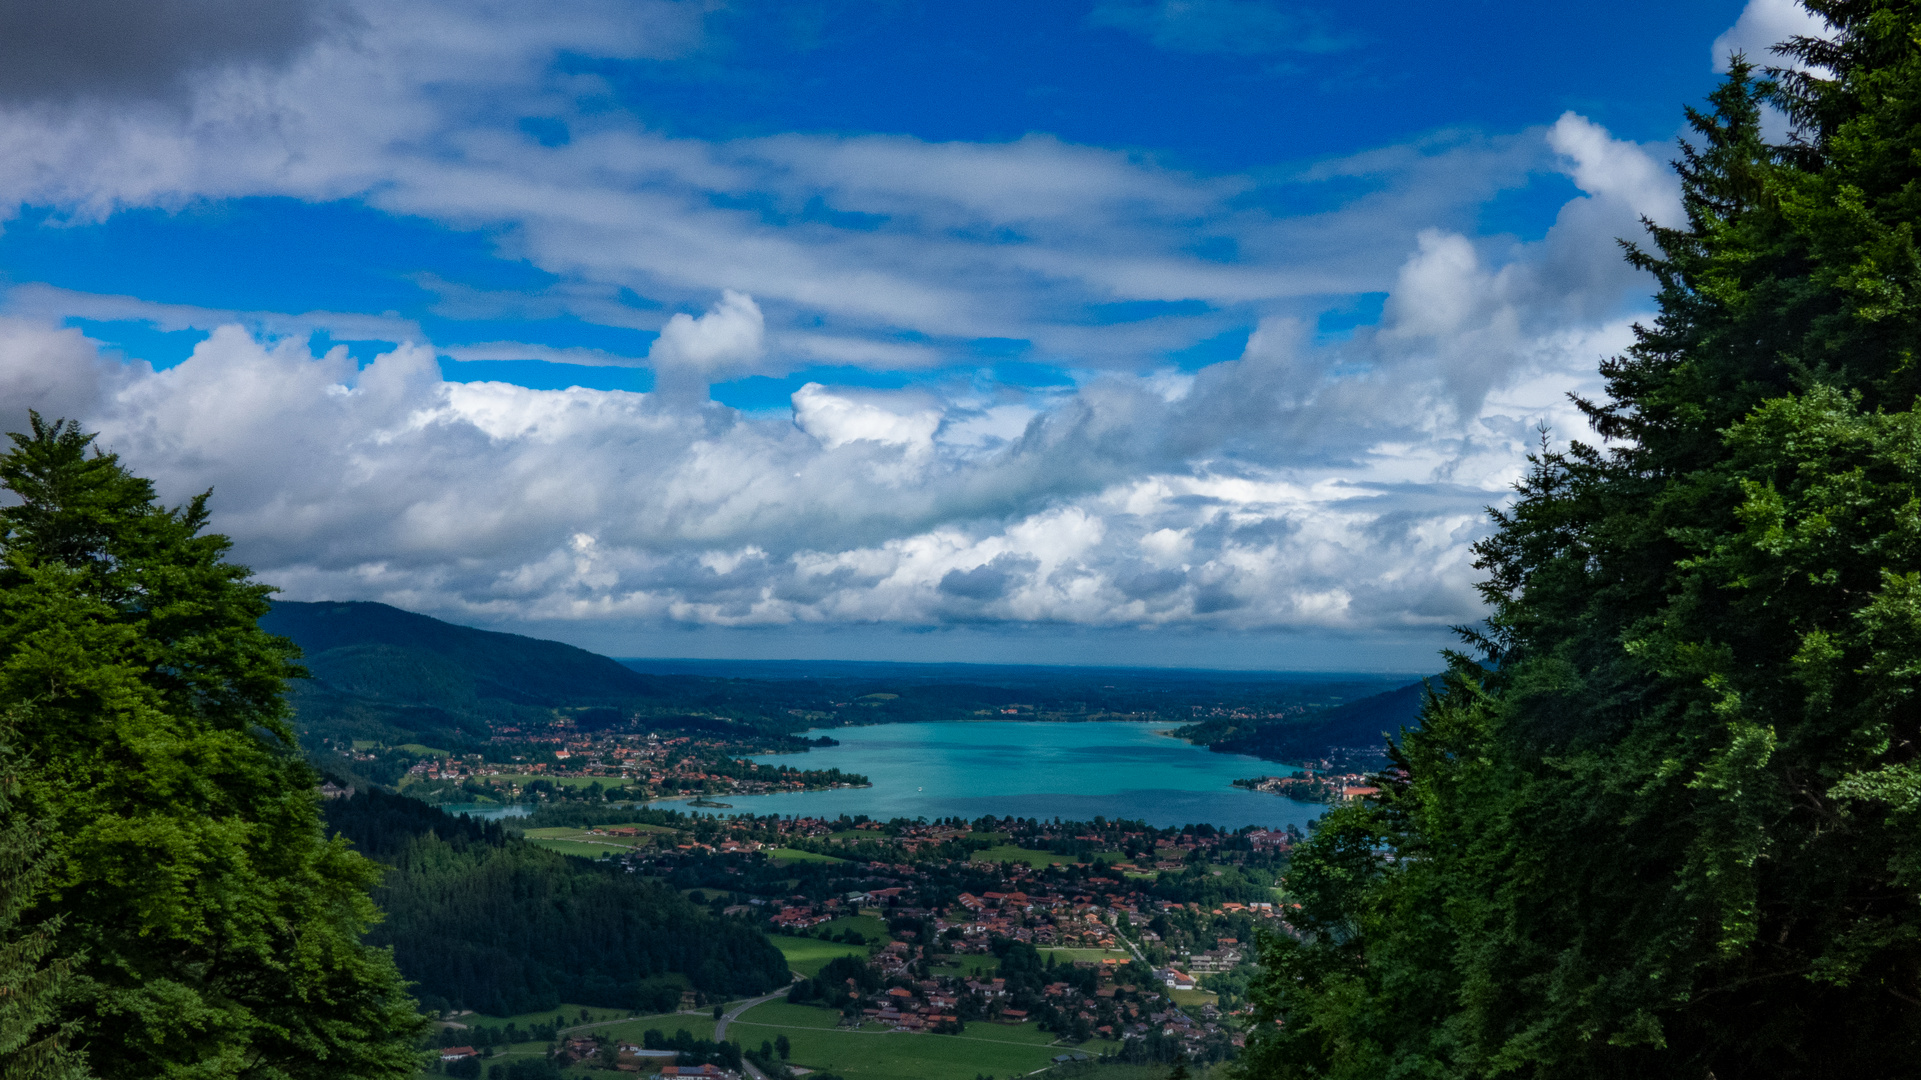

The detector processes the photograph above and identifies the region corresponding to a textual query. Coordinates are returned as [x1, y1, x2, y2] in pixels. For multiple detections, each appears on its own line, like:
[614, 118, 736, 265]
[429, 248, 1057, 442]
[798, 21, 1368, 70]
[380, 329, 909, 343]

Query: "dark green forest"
[322, 789, 789, 1016]
[1243, 5, 1921, 1077]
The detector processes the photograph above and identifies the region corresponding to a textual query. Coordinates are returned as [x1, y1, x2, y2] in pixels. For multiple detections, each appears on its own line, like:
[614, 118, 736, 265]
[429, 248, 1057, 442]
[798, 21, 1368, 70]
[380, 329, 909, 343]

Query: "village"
[1230, 769, 1379, 803]
[481, 809, 1301, 1075]
[330, 727, 869, 806]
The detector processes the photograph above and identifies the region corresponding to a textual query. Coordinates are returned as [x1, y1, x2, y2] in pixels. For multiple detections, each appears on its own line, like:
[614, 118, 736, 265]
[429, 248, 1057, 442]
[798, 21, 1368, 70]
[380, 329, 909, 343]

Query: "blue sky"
[0, 0, 1819, 669]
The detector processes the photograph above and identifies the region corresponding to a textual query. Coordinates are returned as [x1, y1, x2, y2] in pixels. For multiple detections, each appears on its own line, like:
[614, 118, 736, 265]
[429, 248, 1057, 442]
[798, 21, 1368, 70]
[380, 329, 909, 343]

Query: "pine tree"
[0, 415, 426, 1079]
[1242, 4, 1921, 1077]
[0, 711, 87, 1080]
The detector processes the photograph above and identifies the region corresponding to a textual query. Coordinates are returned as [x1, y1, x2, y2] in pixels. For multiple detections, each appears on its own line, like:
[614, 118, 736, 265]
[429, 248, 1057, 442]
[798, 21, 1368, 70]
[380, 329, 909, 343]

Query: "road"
[713, 986, 792, 1042]
[715, 986, 796, 1080]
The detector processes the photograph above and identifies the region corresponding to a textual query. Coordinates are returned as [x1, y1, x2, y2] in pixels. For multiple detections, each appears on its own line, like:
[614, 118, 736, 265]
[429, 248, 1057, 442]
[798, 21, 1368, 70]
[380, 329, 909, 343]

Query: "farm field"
[773, 936, 872, 977]
[969, 844, 1071, 868]
[523, 838, 624, 858]
[811, 913, 889, 941]
[725, 1001, 1068, 1080]
[1038, 947, 1133, 964]
[767, 847, 846, 864]
[353, 740, 449, 756]
[520, 826, 666, 856]
[930, 953, 999, 978]
[423, 1006, 724, 1078]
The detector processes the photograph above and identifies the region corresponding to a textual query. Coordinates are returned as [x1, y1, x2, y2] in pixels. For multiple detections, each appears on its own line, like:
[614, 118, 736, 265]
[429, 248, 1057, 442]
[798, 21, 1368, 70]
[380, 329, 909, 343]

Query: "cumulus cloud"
[1712, 0, 1831, 73]
[5, 98, 1662, 642]
[646, 290, 767, 397]
[0, 0, 1696, 658]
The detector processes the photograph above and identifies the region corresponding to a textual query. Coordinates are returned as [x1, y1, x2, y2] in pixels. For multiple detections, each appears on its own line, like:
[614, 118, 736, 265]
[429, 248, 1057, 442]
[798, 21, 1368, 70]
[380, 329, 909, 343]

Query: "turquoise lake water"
[665, 721, 1324, 832]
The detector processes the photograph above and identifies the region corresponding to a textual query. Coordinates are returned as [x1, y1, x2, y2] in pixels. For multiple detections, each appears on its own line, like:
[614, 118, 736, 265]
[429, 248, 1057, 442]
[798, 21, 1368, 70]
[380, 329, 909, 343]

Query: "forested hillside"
[263, 600, 694, 751]
[323, 790, 789, 1015]
[1174, 679, 1428, 765]
[1245, 9, 1921, 1077]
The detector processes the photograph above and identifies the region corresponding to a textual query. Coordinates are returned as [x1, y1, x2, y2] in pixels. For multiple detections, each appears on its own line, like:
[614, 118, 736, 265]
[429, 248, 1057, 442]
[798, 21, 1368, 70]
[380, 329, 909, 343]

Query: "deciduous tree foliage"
[0, 416, 424, 1079]
[1243, 4, 1921, 1077]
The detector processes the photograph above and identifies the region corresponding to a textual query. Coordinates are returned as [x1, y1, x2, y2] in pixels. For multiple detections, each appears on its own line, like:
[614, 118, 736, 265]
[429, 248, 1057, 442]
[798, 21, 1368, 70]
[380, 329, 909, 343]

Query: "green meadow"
[969, 844, 1070, 869]
[812, 913, 889, 941]
[773, 936, 873, 977]
[1038, 947, 1133, 964]
[724, 1000, 1067, 1080]
[767, 846, 846, 864]
[932, 954, 1000, 979]
[427, 1006, 723, 1077]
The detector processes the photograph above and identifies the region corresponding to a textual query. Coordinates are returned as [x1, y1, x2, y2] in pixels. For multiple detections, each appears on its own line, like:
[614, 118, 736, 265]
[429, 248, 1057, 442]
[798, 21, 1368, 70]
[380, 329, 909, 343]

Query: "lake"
[668, 721, 1325, 831]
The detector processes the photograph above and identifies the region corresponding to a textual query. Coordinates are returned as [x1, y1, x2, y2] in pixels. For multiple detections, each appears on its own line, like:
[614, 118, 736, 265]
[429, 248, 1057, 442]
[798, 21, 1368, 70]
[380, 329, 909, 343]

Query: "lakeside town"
[420, 806, 1310, 1077]
[327, 727, 871, 806]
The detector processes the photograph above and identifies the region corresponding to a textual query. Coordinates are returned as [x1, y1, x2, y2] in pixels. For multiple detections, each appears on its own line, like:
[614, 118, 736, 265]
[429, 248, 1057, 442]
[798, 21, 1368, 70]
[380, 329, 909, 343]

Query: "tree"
[0, 415, 426, 1078]
[1243, 4, 1921, 1077]
[0, 712, 88, 1080]
[775, 1034, 791, 1060]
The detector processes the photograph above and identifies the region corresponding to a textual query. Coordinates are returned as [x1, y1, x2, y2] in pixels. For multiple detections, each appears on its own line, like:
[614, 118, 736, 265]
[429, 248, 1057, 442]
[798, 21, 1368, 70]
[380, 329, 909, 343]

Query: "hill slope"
[1174, 679, 1429, 765]
[261, 600, 697, 759]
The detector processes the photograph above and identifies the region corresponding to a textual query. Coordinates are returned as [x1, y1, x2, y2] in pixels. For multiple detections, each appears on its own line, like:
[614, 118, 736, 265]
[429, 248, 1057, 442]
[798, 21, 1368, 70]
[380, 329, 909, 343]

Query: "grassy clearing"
[773, 936, 872, 977]
[525, 839, 624, 858]
[932, 954, 999, 978]
[726, 1001, 1066, 1080]
[522, 827, 661, 849]
[768, 847, 846, 864]
[421, 1007, 723, 1079]
[1168, 988, 1219, 1007]
[812, 914, 889, 941]
[1038, 947, 1133, 964]
[970, 844, 1070, 869]
[443, 1003, 653, 1032]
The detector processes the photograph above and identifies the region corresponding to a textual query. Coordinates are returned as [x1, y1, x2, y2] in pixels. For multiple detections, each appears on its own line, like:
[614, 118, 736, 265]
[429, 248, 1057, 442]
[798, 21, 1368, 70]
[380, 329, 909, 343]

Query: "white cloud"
[1, 284, 422, 344]
[1547, 113, 1684, 228]
[0, 0, 1697, 658]
[791, 383, 941, 456]
[645, 289, 766, 397]
[1713, 0, 1830, 73]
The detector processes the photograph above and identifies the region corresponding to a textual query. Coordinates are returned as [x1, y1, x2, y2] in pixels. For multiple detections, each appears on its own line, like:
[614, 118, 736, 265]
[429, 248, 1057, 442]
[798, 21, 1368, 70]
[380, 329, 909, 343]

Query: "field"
[767, 847, 846, 864]
[724, 1000, 1068, 1080]
[520, 826, 668, 859]
[522, 839, 627, 858]
[426, 1005, 723, 1078]
[353, 740, 448, 756]
[773, 936, 873, 977]
[969, 844, 1071, 869]
[930, 954, 999, 978]
[1168, 988, 1220, 1007]
[813, 913, 890, 940]
[1038, 947, 1133, 964]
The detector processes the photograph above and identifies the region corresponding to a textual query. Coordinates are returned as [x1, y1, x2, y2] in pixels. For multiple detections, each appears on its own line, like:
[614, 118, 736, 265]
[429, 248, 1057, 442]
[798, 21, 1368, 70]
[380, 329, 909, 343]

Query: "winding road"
[712, 987, 792, 1043]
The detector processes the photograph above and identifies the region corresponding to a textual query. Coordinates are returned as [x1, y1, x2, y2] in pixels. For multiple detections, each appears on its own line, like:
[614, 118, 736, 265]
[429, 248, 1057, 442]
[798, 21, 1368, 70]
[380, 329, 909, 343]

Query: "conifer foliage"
[0, 415, 424, 1079]
[0, 716, 88, 1080]
[1242, 3, 1921, 1077]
